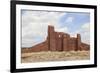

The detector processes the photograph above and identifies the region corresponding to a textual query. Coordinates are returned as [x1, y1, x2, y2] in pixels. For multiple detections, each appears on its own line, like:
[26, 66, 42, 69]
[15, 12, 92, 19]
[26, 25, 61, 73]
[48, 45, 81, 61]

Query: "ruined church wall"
[22, 25, 90, 53]
[77, 34, 81, 51]
[55, 32, 63, 51]
[48, 26, 56, 51]
[22, 40, 49, 53]
[63, 34, 70, 51]
[68, 38, 77, 51]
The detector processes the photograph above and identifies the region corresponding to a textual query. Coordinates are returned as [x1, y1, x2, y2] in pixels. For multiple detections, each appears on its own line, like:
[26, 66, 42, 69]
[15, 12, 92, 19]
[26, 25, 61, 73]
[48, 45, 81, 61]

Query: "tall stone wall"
[55, 32, 63, 51]
[77, 34, 81, 51]
[68, 38, 77, 51]
[63, 34, 70, 51]
[48, 26, 56, 51]
[22, 25, 90, 53]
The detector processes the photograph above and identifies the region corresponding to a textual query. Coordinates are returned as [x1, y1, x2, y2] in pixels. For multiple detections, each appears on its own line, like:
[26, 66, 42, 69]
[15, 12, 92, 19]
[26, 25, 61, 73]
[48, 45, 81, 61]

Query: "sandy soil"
[21, 51, 90, 63]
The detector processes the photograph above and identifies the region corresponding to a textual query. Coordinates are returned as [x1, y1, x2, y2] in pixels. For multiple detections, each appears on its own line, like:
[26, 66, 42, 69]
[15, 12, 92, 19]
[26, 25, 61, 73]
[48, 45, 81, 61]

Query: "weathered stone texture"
[68, 38, 77, 51]
[48, 26, 56, 51]
[77, 34, 81, 51]
[55, 32, 63, 51]
[63, 34, 70, 51]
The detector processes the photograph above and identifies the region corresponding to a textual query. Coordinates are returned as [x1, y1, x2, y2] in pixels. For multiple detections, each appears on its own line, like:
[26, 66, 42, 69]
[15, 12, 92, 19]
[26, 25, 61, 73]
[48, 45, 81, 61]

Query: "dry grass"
[21, 51, 90, 63]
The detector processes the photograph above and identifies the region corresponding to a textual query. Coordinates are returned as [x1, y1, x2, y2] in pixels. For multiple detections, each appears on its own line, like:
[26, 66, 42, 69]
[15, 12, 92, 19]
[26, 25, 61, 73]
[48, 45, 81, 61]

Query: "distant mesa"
[22, 25, 90, 53]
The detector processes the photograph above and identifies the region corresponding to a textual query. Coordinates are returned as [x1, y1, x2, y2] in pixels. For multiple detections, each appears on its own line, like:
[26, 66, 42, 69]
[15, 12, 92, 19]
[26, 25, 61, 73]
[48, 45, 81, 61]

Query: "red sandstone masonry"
[55, 32, 63, 51]
[77, 34, 81, 51]
[22, 25, 90, 53]
[48, 26, 56, 51]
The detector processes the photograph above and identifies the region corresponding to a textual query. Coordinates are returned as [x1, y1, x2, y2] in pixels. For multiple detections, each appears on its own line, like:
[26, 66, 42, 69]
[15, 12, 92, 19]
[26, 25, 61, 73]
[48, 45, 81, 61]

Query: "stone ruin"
[22, 25, 90, 53]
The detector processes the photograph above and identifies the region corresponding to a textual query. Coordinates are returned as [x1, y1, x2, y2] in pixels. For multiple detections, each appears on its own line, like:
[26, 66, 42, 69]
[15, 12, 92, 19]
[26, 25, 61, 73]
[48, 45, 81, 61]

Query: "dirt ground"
[21, 51, 90, 63]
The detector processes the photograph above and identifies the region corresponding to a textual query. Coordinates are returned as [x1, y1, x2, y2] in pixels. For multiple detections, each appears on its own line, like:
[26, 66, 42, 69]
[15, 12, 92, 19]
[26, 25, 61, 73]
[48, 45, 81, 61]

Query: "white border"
[16, 4, 94, 69]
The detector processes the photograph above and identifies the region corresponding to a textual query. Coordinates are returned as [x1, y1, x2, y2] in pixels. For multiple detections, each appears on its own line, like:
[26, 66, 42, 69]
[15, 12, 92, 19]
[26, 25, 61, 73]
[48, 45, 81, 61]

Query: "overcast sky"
[21, 10, 90, 48]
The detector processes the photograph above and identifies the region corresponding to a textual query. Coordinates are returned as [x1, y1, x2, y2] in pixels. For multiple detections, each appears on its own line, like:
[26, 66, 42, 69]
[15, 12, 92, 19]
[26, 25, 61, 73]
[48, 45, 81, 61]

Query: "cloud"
[21, 10, 90, 47]
[65, 17, 74, 23]
[81, 23, 90, 30]
[21, 10, 66, 47]
[76, 23, 90, 44]
[55, 27, 68, 33]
